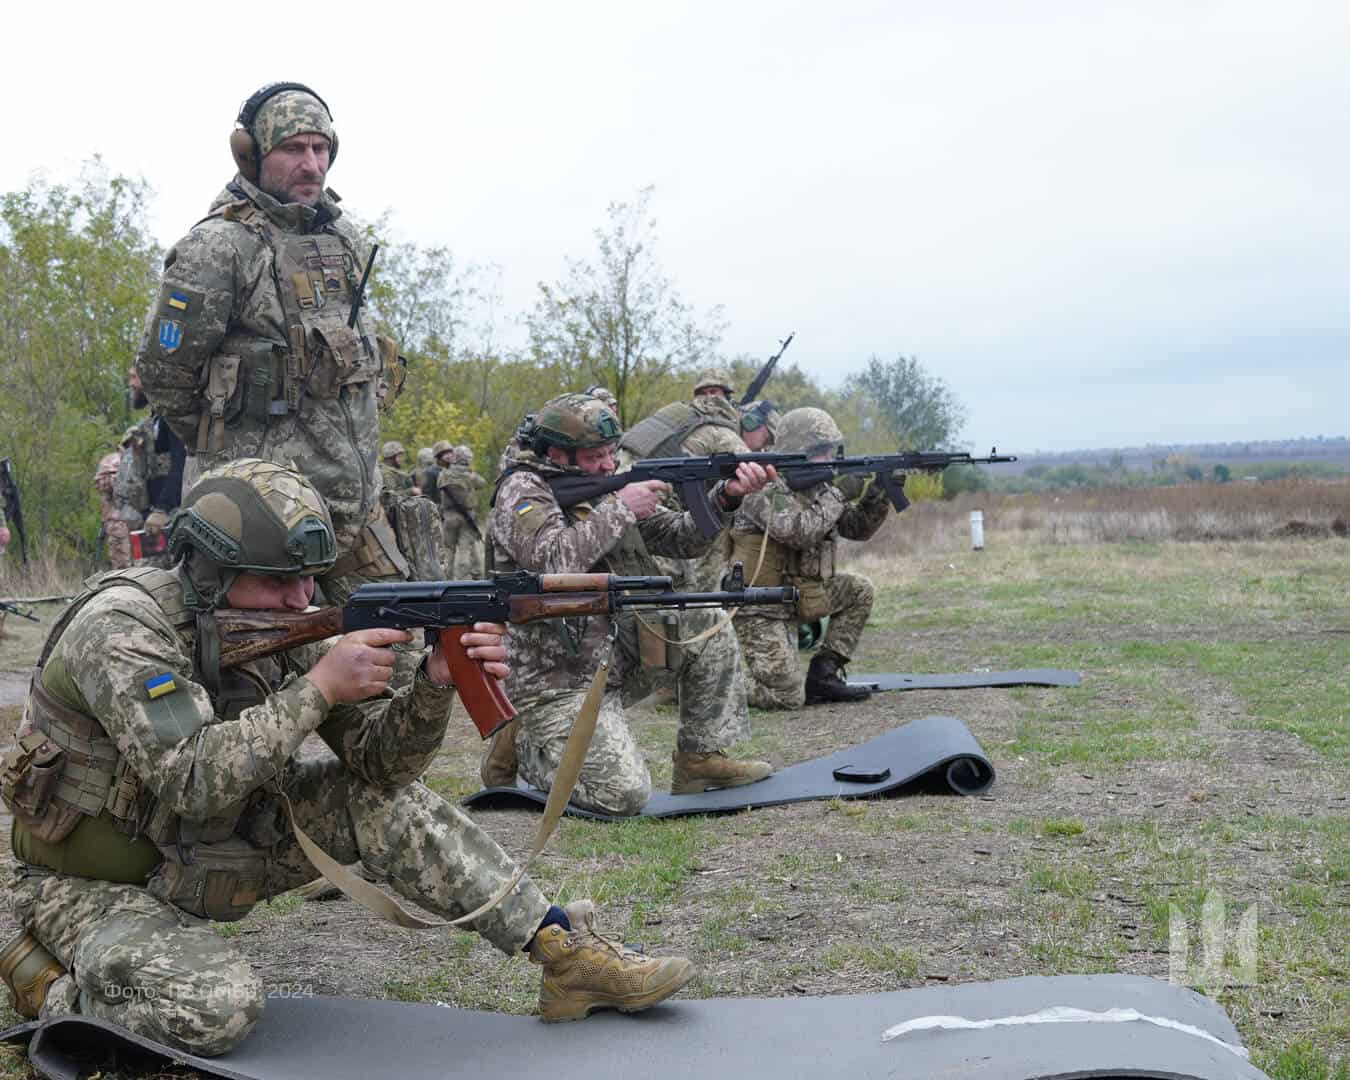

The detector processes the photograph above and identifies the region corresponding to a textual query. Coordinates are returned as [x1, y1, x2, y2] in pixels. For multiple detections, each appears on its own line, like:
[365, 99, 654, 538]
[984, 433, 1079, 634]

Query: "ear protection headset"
[229, 82, 338, 182]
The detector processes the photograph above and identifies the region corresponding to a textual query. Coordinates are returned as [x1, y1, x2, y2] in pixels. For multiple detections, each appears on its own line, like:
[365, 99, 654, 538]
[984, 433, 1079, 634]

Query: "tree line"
[0, 163, 966, 558]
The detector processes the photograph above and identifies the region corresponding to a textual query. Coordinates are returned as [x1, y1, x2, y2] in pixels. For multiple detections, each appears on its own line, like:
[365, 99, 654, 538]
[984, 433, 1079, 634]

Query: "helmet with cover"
[167, 458, 337, 608]
[775, 407, 843, 457]
[693, 367, 734, 396]
[380, 440, 405, 461]
[528, 393, 623, 463]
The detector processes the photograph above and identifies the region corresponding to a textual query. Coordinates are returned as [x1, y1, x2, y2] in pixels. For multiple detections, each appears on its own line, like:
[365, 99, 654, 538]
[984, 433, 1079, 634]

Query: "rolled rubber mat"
[0, 974, 1270, 1080]
[462, 715, 994, 820]
[849, 668, 1081, 691]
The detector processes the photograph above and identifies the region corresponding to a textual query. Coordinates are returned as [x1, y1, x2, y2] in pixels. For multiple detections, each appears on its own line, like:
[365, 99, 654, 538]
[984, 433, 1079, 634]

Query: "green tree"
[842, 354, 965, 450]
[1213, 463, 1231, 483]
[527, 187, 724, 426]
[0, 159, 160, 554]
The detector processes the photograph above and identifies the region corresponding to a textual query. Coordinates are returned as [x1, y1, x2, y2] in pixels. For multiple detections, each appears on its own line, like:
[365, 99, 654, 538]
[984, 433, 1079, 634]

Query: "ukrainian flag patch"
[145, 673, 177, 699]
[514, 500, 534, 516]
[167, 291, 189, 311]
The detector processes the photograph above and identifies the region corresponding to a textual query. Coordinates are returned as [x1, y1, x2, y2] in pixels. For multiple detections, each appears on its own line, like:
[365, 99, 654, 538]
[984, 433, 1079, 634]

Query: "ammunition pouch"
[1, 733, 83, 846]
[196, 336, 287, 453]
[728, 529, 833, 620]
[788, 576, 831, 621]
[146, 837, 266, 922]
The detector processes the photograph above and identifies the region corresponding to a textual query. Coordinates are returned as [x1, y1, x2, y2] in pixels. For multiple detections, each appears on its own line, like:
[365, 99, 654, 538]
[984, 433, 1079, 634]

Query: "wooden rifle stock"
[216, 607, 346, 669]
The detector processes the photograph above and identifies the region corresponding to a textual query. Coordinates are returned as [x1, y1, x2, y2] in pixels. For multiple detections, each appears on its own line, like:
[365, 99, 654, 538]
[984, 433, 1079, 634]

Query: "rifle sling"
[280, 630, 615, 931]
[632, 504, 775, 649]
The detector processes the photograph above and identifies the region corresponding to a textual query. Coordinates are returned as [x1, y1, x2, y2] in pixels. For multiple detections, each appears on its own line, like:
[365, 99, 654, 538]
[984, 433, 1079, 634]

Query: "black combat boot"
[805, 652, 872, 704]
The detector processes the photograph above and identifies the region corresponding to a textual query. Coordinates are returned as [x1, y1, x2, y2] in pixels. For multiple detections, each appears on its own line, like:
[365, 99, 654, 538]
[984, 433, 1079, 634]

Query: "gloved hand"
[834, 473, 869, 500]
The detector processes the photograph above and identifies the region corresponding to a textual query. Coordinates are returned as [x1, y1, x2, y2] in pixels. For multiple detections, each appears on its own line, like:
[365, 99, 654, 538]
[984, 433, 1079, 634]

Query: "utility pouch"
[304, 319, 370, 399]
[637, 616, 677, 671]
[789, 576, 832, 621]
[376, 334, 406, 411]
[196, 354, 242, 453]
[330, 517, 411, 581]
[147, 837, 266, 922]
[1, 734, 82, 845]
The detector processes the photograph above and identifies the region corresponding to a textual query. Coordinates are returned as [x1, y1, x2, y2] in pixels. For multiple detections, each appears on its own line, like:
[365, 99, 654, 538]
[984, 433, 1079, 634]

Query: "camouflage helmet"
[693, 367, 735, 396]
[167, 458, 337, 609]
[529, 393, 622, 454]
[416, 447, 434, 469]
[432, 439, 454, 460]
[453, 444, 473, 465]
[380, 440, 405, 461]
[775, 407, 843, 457]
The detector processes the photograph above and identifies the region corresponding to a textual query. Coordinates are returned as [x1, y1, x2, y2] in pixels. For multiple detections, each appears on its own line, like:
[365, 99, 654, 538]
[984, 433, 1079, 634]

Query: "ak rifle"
[781, 447, 1017, 511]
[214, 568, 797, 738]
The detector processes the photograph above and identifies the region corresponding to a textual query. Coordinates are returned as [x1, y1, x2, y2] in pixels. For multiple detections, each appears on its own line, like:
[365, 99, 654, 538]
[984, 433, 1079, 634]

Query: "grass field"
[0, 525, 1346, 1078]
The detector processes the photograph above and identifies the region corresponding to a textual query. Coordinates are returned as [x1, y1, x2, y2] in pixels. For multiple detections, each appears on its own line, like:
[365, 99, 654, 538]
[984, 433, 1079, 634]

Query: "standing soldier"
[379, 441, 419, 498]
[730, 407, 895, 707]
[94, 452, 131, 570]
[134, 82, 407, 606]
[485, 393, 775, 813]
[434, 441, 485, 579]
[0, 460, 696, 1051]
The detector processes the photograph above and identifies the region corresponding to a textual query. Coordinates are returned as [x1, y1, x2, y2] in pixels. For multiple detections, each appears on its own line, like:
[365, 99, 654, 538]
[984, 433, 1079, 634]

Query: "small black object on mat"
[849, 669, 1081, 692]
[463, 715, 994, 821]
[0, 974, 1271, 1080]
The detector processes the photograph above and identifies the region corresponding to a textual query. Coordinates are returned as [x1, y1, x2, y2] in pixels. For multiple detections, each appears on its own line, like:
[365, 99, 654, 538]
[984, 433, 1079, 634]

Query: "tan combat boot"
[671, 750, 773, 795]
[0, 931, 66, 1019]
[480, 718, 520, 788]
[528, 900, 697, 1022]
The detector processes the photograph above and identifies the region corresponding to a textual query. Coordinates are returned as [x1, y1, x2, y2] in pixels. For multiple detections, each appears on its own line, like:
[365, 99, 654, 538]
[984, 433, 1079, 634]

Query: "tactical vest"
[729, 522, 835, 622]
[194, 199, 393, 455]
[3, 567, 285, 916]
[619, 401, 737, 459]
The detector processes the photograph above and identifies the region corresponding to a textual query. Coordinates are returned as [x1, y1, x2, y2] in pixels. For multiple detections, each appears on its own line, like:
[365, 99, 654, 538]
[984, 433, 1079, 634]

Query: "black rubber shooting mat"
[849, 668, 1082, 691]
[0, 974, 1270, 1080]
[463, 714, 995, 820]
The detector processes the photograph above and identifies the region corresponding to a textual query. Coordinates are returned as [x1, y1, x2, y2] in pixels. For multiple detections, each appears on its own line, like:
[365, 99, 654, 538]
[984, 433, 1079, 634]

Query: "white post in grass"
[969, 510, 985, 551]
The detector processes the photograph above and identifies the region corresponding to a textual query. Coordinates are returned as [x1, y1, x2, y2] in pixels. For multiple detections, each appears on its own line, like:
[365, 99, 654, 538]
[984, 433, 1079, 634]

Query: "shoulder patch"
[159, 282, 203, 318]
[134, 665, 204, 745]
[513, 500, 535, 516]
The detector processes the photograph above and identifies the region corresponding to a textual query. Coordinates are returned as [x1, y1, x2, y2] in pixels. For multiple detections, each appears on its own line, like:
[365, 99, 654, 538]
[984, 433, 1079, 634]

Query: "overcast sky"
[6, 0, 1348, 454]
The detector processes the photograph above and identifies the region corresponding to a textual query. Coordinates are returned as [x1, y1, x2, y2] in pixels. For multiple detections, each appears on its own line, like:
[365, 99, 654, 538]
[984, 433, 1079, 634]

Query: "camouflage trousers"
[734, 571, 876, 709]
[3, 746, 549, 1058]
[442, 514, 485, 579]
[104, 518, 132, 570]
[514, 603, 750, 816]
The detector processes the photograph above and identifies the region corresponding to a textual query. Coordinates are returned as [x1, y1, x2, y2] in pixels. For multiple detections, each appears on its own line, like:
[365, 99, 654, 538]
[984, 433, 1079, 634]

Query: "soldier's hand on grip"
[617, 479, 669, 519]
[310, 628, 409, 705]
[725, 461, 775, 498]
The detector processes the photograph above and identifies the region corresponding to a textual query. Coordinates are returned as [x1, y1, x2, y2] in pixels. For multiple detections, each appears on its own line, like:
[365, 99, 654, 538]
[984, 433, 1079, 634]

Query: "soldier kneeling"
[0, 459, 695, 1056]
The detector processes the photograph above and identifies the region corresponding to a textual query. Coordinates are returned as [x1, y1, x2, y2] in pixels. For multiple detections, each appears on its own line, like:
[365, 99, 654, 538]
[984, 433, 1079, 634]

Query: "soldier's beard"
[130, 389, 149, 410]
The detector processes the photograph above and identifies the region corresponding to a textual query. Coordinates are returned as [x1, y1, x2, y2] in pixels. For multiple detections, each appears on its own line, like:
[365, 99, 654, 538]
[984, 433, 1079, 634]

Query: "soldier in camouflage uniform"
[730, 408, 894, 708]
[485, 394, 775, 814]
[379, 441, 419, 499]
[0, 460, 696, 1054]
[94, 452, 131, 570]
[435, 441, 486, 579]
[135, 83, 407, 607]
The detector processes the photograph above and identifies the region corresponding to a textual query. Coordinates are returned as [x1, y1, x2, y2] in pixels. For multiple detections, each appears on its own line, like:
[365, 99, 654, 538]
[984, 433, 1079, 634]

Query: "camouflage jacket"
[730, 478, 889, 612]
[437, 464, 485, 523]
[489, 447, 730, 695]
[682, 396, 749, 456]
[135, 174, 387, 550]
[18, 567, 454, 858]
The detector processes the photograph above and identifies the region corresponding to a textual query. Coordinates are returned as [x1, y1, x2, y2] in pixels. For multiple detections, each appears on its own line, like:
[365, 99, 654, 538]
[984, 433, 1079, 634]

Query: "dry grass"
[858, 478, 1350, 556]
